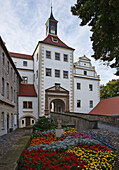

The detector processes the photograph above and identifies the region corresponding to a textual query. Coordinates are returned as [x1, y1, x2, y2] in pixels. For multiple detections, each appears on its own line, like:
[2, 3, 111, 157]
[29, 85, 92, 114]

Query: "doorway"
[26, 117, 30, 126]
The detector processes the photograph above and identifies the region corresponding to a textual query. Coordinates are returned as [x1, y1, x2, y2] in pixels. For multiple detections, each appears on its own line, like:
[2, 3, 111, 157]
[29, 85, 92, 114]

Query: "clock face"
[51, 25, 55, 34]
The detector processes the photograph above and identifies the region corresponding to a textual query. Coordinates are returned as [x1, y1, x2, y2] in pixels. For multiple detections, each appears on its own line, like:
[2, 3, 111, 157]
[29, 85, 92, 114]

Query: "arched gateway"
[45, 84, 69, 115]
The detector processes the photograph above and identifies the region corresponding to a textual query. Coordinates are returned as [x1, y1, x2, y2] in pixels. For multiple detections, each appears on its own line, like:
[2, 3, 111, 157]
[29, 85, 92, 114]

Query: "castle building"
[0, 7, 100, 131]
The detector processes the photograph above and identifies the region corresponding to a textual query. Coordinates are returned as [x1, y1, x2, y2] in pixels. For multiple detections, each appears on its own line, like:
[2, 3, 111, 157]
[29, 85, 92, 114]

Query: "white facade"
[18, 97, 38, 128]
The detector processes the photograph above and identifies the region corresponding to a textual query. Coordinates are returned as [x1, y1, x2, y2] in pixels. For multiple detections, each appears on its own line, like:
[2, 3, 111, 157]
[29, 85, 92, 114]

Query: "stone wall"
[50, 112, 98, 131]
[68, 112, 119, 126]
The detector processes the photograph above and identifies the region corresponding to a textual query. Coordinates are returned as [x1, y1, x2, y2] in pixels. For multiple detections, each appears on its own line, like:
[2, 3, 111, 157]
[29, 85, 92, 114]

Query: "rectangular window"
[84, 71, 87, 75]
[55, 53, 60, 60]
[14, 90, 16, 103]
[23, 101, 27, 108]
[28, 102, 32, 108]
[2, 78, 4, 96]
[11, 87, 13, 102]
[2, 52, 5, 65]
[1, 112, 4, 129]
[55, 70, 60, 78]
[90, 100, 93, 108]
[11, 113, 13, 127]
[11, 67, 13, 78]
[23, 101, 32, 109]
[36, 70, 38, 79]
[22, 77, 28, 84]
[77, 83, 81, 90]
[89, 84, 93, 91]
[63, 71, 68, 79]
[77, 100, 81, 108]
[23, 61, 27, 66]
[7, 83, 9, 99]
[46, 68, 51, 76]
[64, 54, 68, 62]
[46, 51, 51, 59]
[7, 61, 9, 74]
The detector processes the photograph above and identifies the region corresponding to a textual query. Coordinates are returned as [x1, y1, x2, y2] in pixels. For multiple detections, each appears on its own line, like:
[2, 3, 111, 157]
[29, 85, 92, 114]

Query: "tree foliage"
[100, 79, 119, 99]
[71, 0, 119, 75]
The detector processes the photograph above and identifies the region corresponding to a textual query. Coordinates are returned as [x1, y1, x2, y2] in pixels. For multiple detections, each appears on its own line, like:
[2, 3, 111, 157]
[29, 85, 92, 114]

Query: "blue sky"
[0, 0, 118, 85]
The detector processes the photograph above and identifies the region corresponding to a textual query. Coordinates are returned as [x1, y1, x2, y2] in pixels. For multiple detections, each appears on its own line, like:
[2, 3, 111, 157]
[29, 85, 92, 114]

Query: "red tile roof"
[10, 52, 33, 60]
[89, 96, 119, 116]
[18, 84, 37, 97]
[39, 34, 74, 50]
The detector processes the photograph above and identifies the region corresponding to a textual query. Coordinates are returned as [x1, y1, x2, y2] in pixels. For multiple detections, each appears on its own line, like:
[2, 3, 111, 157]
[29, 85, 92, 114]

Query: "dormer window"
[51, 37, 58, 43]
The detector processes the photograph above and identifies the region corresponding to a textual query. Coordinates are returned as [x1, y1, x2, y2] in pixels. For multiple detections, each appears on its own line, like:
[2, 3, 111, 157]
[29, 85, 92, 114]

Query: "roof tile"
[18, 84, 37, 97]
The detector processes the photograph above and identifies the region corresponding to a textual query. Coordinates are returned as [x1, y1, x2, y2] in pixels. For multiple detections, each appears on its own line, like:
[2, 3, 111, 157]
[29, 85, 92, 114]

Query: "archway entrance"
[50, 99, 65, 113]
[45, 84, 69, 115]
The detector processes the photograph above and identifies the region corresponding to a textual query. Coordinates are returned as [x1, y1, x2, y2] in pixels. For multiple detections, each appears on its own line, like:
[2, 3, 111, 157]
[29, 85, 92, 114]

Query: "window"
[55, 70, 60, 78]
[51, 37, 58, 43]
[23, 101, 33, 109]
[55, 53, 60, 60]
[22, 77, 28, 84]
[32, 119, 35, 124]
[89, 84, 93, 91]
[14, 90, 16, 103]
[77, 83, 81, 90]
[51, 25, 55, 34]
[90, 100, 93, 108]
[64, 54, 68, 62]
[11, 67, 13, 78]
[7, 83, 9, 99]
[36, 70, 38, 79]
[11, 87, 13, 102]
[11, 113, 13, 127]
[23, 61, 27, 66]
[2, 52, 5, 65]
[22, 120, 24, 125]
[46, 68, 51, 76]
[1, 112, 4, 129]
[46, 51, 51, 59]
[2, 78, 4, 96]
[63, 71, 68, 79]
[84, 71, 87, 75]
[7, 61, 9, 74]
[14, 72, 16, 82]
[77, 100, 81, 108]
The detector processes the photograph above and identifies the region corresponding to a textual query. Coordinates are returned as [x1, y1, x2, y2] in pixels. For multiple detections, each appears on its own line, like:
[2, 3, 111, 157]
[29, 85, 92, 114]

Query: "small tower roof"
[49, 4, 58, 22]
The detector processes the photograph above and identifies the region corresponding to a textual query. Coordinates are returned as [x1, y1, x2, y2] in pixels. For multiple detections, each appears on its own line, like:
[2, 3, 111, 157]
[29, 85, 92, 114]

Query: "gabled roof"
[18, 84, 37, 97]
[39, 34, 75, 51]
[89, 96, 119, 116]
[10, 52, 33, 60]
[79, 55, 91, 61]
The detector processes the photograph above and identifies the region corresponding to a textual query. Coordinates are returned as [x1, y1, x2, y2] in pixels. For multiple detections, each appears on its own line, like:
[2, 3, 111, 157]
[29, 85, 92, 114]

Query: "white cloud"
[0, 0, 118, 84]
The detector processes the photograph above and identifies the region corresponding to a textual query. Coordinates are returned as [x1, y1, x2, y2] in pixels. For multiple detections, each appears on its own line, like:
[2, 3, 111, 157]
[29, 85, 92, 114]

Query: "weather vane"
[51, 1, 53, 9]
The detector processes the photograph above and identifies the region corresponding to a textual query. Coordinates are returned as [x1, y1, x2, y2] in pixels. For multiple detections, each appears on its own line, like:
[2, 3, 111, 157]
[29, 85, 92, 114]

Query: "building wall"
[35, 44, 74, 115]
[18, 96, 38, 128]
[12, 57, 34, 84]
[0, 41, 20, 136]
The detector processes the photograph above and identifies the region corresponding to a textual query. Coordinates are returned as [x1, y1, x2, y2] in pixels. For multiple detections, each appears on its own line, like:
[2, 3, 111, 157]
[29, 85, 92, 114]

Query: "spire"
[49, 2, 56, 21]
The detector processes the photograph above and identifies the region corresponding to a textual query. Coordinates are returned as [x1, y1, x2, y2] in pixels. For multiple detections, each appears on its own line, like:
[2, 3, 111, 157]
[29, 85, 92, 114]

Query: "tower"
[45, 5, 58, 36]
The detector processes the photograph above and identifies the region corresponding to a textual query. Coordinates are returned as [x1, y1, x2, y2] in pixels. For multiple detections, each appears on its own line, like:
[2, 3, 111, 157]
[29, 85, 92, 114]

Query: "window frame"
[64, 54, 68, 62]
[1, 112, 4, 129]
[55, 69, 60, 78]
[89, 100, 93, 108]
[77, 83, 81, 90]
[2, 78, 4, 96]
[55, 52, 60, 61]
[23, 101, 33, 109]
[77, 100, 81, 108]
[46, 51, 51, 59]
[7, 82, 9, 99]
[63, 71, 68, 79]
[89, 84, 93, 91]
[23, 61, 27, 67]
[46, 68, 52, 77]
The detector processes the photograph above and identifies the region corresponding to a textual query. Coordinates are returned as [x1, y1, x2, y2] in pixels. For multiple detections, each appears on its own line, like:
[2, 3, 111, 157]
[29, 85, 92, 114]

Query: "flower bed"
[18, 128, 117, 170]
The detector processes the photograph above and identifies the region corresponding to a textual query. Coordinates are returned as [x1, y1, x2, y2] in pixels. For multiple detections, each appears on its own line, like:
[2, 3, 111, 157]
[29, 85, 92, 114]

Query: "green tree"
[100, 79, 119, 99]
[71, 0, 119, 75]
